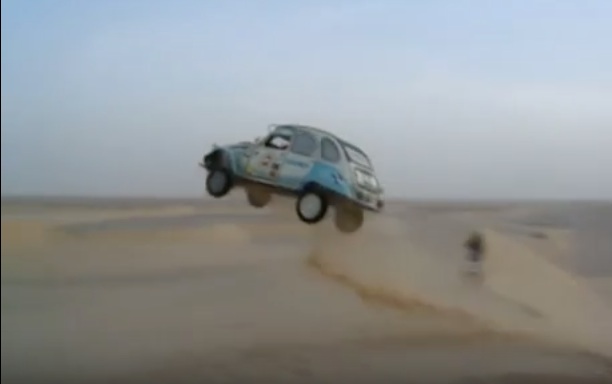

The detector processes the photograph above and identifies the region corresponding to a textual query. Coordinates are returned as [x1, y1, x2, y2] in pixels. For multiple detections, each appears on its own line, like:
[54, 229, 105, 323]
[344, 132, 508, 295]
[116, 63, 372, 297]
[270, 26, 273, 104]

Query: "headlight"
[354, 169, 379, 189]
[353, 170, 369, 184]
[369, 176, 379, 188]
[354, 170, 366, 184]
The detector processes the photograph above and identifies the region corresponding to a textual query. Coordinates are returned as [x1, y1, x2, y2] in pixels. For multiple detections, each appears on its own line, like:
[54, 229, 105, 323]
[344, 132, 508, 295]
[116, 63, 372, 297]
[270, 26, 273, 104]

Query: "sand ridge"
[2, 199, 612, 383]
[1, 215, 306, 251]
[307, 213, 612, 359]
[1, 220, 66, 252]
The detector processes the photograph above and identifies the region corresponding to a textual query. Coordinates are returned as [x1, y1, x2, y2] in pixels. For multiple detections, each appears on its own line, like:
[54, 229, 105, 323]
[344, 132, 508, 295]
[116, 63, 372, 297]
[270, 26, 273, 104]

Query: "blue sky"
[2, 0, 611, 198]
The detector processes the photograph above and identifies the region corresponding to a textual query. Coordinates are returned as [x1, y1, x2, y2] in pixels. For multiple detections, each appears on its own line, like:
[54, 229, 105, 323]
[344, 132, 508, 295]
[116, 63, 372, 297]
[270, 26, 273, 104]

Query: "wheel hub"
[299, 193, 322, 219]
[208, 171, 227, 193]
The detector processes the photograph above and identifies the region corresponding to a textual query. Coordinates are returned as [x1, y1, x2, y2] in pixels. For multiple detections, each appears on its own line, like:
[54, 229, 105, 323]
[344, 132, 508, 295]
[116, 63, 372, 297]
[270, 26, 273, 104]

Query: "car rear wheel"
[296, 190, 328, 224]
[334, 205, 364, 233]
[206, 169, 233, 198]
[246, 188, 271, 208]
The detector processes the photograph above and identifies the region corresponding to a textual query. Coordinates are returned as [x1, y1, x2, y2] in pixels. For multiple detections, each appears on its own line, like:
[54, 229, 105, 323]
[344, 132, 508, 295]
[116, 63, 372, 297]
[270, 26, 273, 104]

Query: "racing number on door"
[269, 162, 280, 179]
[247, 152, 281, 180]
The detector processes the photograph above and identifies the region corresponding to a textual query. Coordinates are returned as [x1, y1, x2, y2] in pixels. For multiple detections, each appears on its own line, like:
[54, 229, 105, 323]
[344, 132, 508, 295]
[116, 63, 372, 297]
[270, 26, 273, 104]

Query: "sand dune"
[1, 205, 198, 222]
[1, 213, 305, 250]
[2, 199, 612, 383]
[62, 221, 310, 245]
[309, 214, 612, 358]
[483, 230, 612, 355]
[1, 220, 65, 251]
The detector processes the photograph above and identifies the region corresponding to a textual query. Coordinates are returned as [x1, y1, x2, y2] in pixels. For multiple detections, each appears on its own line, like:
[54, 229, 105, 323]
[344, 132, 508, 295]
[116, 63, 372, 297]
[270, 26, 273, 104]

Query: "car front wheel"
[296, 190, 328, 224]
[206, 169, 233, 198]
[334, 205, 364, 233]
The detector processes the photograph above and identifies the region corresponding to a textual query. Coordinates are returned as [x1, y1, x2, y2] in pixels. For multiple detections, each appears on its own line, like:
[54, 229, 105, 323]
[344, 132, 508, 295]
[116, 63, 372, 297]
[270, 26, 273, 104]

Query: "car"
[199, 124, 384, 233]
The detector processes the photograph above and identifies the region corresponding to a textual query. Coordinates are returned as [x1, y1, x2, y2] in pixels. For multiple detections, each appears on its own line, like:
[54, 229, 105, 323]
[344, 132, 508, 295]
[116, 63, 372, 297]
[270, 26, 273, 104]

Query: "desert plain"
[2, 193, 612, 384]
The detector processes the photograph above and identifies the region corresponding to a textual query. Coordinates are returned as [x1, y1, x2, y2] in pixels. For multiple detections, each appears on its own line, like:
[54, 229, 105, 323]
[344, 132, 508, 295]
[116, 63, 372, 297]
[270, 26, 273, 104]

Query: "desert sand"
[2, 194, 612, 384]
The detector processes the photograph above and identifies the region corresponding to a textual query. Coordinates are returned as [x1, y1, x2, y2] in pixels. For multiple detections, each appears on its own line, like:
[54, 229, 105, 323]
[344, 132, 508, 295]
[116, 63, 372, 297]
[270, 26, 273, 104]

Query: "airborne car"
[199, 124, 384, 233]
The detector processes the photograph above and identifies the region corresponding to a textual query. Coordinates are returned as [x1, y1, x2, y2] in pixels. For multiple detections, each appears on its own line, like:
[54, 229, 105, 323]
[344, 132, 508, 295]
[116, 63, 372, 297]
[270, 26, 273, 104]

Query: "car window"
[321, 138, 341, 163]
[341, 141, 372, 168]
[290, 132, 317, 157]
[264, 134, 292, 150]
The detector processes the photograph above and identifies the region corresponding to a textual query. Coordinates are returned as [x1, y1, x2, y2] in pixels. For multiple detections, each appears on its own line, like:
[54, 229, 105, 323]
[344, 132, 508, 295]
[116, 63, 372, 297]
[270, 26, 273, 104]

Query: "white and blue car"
[199, 124, 384, 233]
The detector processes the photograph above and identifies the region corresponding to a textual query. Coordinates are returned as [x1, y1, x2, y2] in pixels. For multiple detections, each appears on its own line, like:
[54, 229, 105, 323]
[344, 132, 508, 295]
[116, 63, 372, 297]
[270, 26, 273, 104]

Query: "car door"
[244, 132, 292, 183]
[274, 131, 318, 190]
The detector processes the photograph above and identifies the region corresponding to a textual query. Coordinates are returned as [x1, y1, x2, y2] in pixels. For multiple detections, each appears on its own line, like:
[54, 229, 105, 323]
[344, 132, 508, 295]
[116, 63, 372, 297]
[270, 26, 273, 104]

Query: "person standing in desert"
[464, 231, 485, 280]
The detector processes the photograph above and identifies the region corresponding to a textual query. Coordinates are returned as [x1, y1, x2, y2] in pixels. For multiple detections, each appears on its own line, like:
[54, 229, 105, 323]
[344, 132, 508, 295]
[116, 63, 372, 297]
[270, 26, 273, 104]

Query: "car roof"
[271, 123, 372, 162]
[271, 123, 344, 143]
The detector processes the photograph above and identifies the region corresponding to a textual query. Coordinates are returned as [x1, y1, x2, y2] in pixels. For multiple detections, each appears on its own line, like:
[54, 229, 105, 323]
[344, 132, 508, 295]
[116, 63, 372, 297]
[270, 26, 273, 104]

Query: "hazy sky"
[2, 0, 611, 199]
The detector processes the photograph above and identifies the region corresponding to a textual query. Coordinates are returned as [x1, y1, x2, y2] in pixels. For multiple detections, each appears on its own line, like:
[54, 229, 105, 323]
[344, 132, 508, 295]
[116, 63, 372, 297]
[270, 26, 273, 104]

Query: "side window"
[264, 134, 292, 150]
[321, 138, 341, 163]
[290, 132, 317, 157]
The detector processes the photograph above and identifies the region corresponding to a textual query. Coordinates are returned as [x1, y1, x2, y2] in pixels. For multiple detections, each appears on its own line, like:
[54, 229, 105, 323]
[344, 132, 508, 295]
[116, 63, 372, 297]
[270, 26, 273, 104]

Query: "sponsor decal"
[285, 159, 309, 168]
[260, 154, 273, 167]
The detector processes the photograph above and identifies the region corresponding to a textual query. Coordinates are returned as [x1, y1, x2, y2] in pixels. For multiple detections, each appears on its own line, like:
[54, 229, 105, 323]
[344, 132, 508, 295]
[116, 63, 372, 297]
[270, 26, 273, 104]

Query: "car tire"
[334, 205, 364, 233]
[205, 169, 233, 198]
[246, 188, 271, 208]
[296, 190, 328, 224]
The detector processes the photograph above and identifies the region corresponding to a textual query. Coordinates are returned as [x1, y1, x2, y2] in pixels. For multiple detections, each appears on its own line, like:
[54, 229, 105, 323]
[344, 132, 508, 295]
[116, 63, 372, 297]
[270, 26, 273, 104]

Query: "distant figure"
[463, 231, 485, 279]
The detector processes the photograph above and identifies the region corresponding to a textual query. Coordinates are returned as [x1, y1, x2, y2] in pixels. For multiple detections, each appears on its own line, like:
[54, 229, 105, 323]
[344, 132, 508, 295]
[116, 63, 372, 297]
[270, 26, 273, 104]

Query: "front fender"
[201, 148, 234, 172]
[300, 163, 352, 197]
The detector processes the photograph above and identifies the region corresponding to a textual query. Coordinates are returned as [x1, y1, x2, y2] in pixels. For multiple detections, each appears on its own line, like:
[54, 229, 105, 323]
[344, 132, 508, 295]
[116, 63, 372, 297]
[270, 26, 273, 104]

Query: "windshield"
[340, 141, 372, 168]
